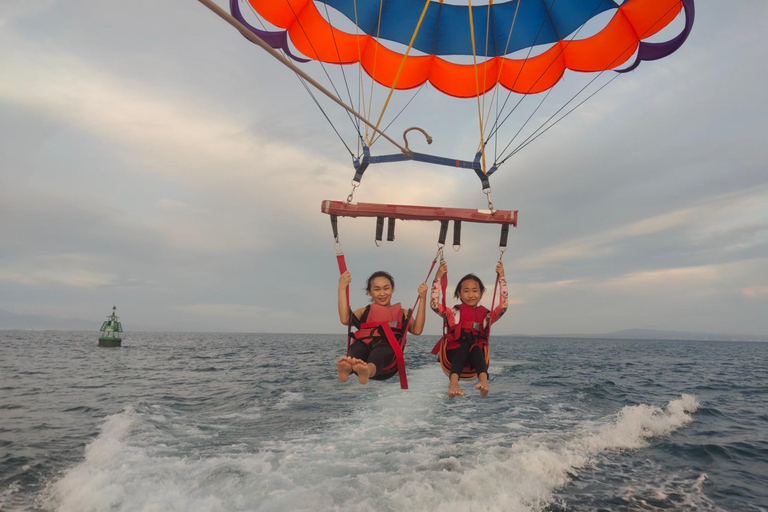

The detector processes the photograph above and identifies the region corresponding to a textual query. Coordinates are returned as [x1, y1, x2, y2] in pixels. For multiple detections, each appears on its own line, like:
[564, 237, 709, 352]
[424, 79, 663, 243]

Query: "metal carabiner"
[346, 180, 360, 204]
[483, 187, 495, 213]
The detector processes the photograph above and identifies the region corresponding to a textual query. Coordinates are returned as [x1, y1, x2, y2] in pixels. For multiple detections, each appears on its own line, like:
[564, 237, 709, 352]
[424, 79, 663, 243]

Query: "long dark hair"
[366, 271, 395, 292]
[454, 273, 485, 299]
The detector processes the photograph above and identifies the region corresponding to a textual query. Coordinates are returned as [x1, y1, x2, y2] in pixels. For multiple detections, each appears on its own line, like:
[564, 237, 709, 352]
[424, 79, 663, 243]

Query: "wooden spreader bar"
[321, 200, 517, 226]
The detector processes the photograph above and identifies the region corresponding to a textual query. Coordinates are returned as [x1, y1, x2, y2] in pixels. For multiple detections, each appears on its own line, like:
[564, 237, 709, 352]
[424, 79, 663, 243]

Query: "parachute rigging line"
[321, 1, 362, 141]
[467, 0, 488, 173]
[244, 0, 356, 158]
[483, 0, 523, 163]
[485, 0, 608, 146]
[282, 0, 364, 143]
[197, 0, 409, 153]
[498, 73, 621, 166]
[364, 0, 386, 145]
[495, 0, 691, 167]
[370, 83, 427, 148]
[370, 0, 432, 149]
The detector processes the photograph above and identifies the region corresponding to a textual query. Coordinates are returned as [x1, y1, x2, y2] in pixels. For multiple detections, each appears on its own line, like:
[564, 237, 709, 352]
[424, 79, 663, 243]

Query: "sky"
[1, 1, 767, 336]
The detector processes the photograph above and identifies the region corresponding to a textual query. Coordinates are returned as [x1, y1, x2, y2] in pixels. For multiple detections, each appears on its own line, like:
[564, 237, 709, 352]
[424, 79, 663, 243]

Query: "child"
[337, 270, 428, 384]
[431, 260, 508, 397]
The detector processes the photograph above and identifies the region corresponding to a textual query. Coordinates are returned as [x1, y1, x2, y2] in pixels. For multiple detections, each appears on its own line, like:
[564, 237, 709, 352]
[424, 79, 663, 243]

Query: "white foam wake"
[39, 374, 699, 512]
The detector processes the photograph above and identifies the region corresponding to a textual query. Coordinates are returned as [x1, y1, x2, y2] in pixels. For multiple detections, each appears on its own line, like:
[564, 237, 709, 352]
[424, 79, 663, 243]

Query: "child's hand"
[496, 261, 505, 277]
[418, 282, 428, 298]
[339, 271, 352, 288]
[435, 260, 448, 279]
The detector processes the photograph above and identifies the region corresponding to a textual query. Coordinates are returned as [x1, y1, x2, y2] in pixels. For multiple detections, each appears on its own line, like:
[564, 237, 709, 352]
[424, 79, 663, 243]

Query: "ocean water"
[1, 331, 767, 511]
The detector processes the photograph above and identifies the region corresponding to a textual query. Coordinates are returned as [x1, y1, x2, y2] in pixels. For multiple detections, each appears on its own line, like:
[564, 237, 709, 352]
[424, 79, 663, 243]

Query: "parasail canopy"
[205, 0, 695, 191]
[239, 0, 694, 98]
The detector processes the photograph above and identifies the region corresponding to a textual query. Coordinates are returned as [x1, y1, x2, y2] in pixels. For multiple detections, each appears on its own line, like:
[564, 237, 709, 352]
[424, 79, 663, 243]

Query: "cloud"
[0, 256, 116, 288]
[599, 265, 719, 292]
[514, 185, 768, 270]
[741, 286, 768, 299]
[156, 199, 192, 210]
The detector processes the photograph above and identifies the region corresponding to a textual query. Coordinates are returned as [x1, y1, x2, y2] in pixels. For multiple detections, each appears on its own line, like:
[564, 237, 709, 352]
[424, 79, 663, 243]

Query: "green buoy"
[98, 306, 123, 347]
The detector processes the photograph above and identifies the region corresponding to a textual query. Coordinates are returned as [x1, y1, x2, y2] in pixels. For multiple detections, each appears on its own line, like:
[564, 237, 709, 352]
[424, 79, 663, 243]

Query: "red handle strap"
[486, 270, 501, 340]
[336, 253, 353, 354]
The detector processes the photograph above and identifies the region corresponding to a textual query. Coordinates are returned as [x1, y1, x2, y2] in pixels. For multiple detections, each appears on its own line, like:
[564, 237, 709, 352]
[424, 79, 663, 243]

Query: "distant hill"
[533, 328, 768, 342]
[2, 309, 765, 341]
[0, 309, 97, 331]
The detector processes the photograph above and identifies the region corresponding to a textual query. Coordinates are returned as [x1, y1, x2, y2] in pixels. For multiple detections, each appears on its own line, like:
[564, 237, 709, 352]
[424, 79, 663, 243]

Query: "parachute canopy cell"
[243, 0, 691, 97]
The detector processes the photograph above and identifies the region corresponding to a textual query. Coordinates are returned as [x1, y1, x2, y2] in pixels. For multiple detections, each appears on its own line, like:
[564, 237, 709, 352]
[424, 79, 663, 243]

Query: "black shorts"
[348, 339, 397, 380]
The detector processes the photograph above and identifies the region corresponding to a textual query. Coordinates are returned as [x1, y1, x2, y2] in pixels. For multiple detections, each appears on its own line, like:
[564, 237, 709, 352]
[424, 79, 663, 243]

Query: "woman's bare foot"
[448, 375, 464, 398]
[351, 358, 372, 384]
[475, 373, 489, 397]
[337, 357, 353, 382]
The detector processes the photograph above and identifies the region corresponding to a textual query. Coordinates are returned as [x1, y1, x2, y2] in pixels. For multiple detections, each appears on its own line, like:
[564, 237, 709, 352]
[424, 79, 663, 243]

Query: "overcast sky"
[1, 1, 766, 336]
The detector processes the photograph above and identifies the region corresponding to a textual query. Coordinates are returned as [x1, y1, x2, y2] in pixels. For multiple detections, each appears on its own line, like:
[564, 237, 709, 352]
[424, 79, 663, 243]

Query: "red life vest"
[353, 303, 405, 345]
[349, 302, 409, 388]
[445, 303, 490, 350]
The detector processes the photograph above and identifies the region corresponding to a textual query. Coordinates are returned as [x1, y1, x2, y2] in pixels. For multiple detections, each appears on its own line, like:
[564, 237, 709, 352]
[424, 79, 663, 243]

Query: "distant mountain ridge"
[0, 309, 98, 331]
[2, 309, 766, 340]
[534, 328, 768, 342]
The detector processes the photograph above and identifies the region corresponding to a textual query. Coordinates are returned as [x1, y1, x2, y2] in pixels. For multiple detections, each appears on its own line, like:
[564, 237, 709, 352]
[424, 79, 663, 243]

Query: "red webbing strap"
[487, 271, 501, 340]
[336, 253, 353, 354]
[337, 253, 349, 305]
[401, 254, 440, 344]
[379, 323, 408, 389]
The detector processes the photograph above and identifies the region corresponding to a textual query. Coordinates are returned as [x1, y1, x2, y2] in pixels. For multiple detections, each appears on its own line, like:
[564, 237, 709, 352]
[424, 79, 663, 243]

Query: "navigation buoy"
[98, 306, 123, 347]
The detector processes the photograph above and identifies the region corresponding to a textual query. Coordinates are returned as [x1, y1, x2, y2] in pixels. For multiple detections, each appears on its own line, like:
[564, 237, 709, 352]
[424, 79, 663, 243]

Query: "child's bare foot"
[448, 381, 465, 398]
[337, 357, 353, 382]
[476, 374, 489, 397]
[351, 358, 371, 384]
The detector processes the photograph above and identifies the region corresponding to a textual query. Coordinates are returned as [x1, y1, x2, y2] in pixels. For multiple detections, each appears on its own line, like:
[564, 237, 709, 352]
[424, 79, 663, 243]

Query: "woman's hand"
[435, 260, 448, 279]
[339, 271, 351, 288]
[418, 282, 428, 298]
[496, 261, 505, 278]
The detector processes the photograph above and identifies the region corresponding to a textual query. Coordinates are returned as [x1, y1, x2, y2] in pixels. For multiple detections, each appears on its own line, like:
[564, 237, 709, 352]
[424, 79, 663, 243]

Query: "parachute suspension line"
[298, 77, 357, 158]
[483, 0, 552, 144]
[365, 0, 386, 145]
[196, 0, 408, 154]
[495, 0, 686, 167]
[282, 0, 361, 138]
[370, 0, 432, 150]
[499, 73, 621, 165]
[370, 84, 427, 147]
[352, 0, 365, 155]
[485, 0, 608, 146]
[244, 1, 355, 158]
[467, 0, 488, 174]
[322, 2, 363, 145]
[494, 86, 556, 163]
[478, 0, 494, 153]
[482, 0, 522, 157]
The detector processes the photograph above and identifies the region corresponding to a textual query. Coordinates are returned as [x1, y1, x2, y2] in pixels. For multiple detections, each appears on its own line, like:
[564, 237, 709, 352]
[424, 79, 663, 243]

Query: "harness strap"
[430, 273, 450, 355]
[360, 321, 401, 329]
[488, 268, 501, 340]
[461, 321, 483, 331]
[374, 322, 408, 389]
[400, 253, 440, 354]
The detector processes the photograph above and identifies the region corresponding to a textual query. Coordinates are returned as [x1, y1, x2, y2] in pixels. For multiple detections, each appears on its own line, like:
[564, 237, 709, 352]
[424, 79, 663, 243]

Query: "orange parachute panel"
[247, 0, 685, 97]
